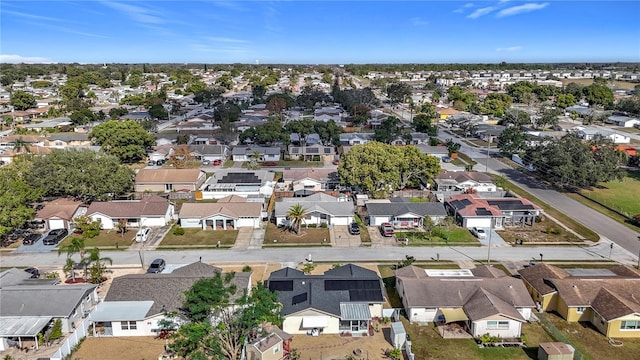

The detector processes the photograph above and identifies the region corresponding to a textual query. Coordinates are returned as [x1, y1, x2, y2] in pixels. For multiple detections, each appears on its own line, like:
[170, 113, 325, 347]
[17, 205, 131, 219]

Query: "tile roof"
[105, 263, 251, 317]
[179, 202, 262, 219]
[135, 168, 204, 184]
[36, 198, 84, 220]
[86, 195, 169, 218]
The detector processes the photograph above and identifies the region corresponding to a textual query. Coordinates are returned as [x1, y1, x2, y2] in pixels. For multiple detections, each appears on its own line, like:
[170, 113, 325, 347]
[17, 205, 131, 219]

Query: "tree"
[89, 120, 156, 163]
[213, 102, 241, 123]
[374, 116, 401, 144]
[9, 90, 36, 110]
[84, 247, 113, 283]
[148, 104, 168, 120]
[497, 127, 528, 156]
[168, 145, 195, 168]
[386, 82, 412, 105]
[251, 84, 266, 100]
[445, 139, 461, 156]
[109, 107, 128, 119]
[266, 97, 287, 120]
[583, 83, 614, 108]
[536, 107, 560, 129]
[563, 82, 584, 100]
[554, 93, 576, 109]
[338, 141, 440, 195]
[25, 149, 134, 202]
[412, 113, 438, 135]
[0, 160, 42, 236]
[285, 204, 308, 234]
[500, 109, 531, 126]
[69, 108, 97, 125]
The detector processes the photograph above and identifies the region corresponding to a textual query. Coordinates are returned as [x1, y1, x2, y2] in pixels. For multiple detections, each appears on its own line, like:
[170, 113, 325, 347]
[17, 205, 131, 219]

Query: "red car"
[380, 223, 395, 237]
[213, 159, 222, 166]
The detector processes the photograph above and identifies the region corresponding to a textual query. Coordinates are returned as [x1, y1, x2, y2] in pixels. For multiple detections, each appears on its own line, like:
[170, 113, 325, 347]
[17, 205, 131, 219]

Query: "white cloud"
[3, 9, 69, 23]
[454, 3, 475, 13]
[496, 46, 523, 52]
[410, 17, 429, 26]
[204, 37, 249, 44]
[100, 1, 165, 24]
[467, 6, 497, 19]
[496, 3, 549, 18]
[0, 54, 55, 64]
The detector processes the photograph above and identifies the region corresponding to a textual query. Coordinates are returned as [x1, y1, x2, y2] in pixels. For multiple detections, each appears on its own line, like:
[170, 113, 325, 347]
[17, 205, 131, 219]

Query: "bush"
[172, 226, 185, 236]
[50, 319, 63, 340]
[242, 265, 252, 272]
[319, 223, 327, 228]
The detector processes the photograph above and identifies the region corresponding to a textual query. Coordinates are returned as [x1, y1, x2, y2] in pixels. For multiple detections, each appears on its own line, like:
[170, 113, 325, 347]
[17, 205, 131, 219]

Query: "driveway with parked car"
[13, 229, 69, 253]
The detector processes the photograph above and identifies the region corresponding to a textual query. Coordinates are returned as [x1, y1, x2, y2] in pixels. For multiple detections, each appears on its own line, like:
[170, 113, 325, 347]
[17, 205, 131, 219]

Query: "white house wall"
[92, 214, 115, 229]
[369, 303, 384, 318]
[283, 314, 340, 335]
[463, 218, 492, 229]
[180, 218, 202, 228]
[471, 317, 522, 338]
[110, 315, 163, 337]
[370, 216, 391, 227]
[516, 308, 532, 321]
[407, 307, 437, 323]
[48, 218, 66, 230]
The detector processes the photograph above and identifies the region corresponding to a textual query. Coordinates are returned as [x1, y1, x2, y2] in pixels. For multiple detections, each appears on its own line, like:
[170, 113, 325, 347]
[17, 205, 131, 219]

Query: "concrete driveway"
[368, 226, 397, 248]
[331, 226, 361, 247]
[13, 230, 65, 254]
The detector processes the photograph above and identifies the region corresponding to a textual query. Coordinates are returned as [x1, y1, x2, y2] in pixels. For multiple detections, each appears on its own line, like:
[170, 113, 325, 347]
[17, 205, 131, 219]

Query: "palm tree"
[63, 258, 78, 282]
[57, 236, 86, 259]
[286, 204, 308, 234]
[13, 137, 31, 154]
[84, 247, 113, 284]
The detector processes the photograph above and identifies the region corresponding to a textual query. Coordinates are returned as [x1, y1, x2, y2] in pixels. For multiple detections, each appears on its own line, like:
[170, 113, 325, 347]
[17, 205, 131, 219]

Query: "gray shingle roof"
[0, 268, 33, 289]
[0, 285, 97, 317]
[366, 202, 447, 217]
[104, 262, 251, 317]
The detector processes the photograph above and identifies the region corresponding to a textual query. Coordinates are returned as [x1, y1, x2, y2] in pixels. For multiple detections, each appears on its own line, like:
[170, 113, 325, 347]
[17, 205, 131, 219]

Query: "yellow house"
[518, 264, 640, 339]
[436, 107, 461, 120]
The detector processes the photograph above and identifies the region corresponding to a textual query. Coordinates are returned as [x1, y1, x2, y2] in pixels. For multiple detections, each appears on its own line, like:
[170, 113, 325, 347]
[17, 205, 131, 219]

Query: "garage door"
[48, 219, 65, 230]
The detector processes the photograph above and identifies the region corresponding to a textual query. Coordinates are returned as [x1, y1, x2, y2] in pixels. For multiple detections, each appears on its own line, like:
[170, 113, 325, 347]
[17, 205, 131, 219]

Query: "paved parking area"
[12, 230, 63, 254]
[368, 226, 397, 248]
[331, 226, 361, 247]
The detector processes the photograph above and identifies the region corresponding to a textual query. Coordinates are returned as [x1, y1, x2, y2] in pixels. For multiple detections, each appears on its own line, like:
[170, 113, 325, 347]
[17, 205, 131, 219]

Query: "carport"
[0, 316, 52, 350]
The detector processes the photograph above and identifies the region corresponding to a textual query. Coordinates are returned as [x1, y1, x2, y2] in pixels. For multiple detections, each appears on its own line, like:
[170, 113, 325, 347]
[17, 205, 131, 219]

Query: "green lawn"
[408, 197, 429, 203]
[395, 227, 479, 246]
[277, 160, 324, 168]
[63, 230, 133, 248]
[160, 227, 237, 246]
[579, 171, 640, 217]
[264, 223, 330, 245]
[404, 319, 555, 360]
[354, 214, 370, 243]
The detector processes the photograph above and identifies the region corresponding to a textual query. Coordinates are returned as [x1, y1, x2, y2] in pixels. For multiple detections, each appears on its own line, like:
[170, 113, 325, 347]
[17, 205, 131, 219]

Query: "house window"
[273, 344, 280, 354]
[621, 320, 640, 330]
[121, 321, 138, 330]
[487, 321, 509, 330]
[576, 307, 586, 314]
[165, 184, 173, 191]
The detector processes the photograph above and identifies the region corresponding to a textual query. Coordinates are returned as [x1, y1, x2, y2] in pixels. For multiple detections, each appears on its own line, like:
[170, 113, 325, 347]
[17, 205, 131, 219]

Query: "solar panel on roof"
[475, 208, 492, 216]
[292, 292, 308, 305]
[218, 172, 261, 184]
[325, 279, 381, 291]
[268, 280, 293, 291]
[349, 289, 384, 302]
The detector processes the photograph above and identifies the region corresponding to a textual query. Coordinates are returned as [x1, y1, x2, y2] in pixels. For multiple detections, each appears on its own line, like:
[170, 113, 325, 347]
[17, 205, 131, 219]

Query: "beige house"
[134, 168, 206, 193]
[281, 168, 340, 193]
[44, 133, 91, 148]
[35, 198, 86, 230]
[179, 196, 263, 230]
[245, 326, 292, 360]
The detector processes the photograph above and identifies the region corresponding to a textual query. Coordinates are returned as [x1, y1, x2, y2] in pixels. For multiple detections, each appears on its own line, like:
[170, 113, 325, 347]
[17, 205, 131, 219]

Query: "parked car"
[348, 222, 360, 235]
[147, 160, 156, 166]
[156, 159, 166, 166]
[442, 156, 452, 163]
[147, 258, 166, 274]
[213, 159, 222, 166]
[9, 228, 31, 241]
[202, 160, 211, 165]
[42, 228, 69, 245]
[380, 222, 395, 237]
[22, 233, 41, 245]
[24, 267, 40, 278]
[136, 228, 151, 243]
[471, 227, 486, 239]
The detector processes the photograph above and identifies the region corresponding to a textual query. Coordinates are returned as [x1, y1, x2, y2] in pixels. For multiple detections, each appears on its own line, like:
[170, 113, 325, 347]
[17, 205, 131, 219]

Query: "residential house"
[313, 107, 343, 122]
[85, 195, 173, 229]
[135, 168, 206, 193]
[179, 195, 263, 229]
[366, 199, 447, 228]
[368, 109, 388, 127]
[605, 115, 640, 128]
[199, 170, 276, 200]
[446, 194, 542, 229]
[44, 133, 91, 148]
[339, 132, 375, 146]
[0, 135, 45, 151]
[395, 265, 534, 338]
[266, 264, 385, 335]
[35, 198, 86, 230]
[245, 325, 292, 360]
[518, 264, 640, 338]
[290, 133, 321, 146]
[97, 262, 251, 337]
[414, 144, 450, 160]
[147, 144, 173, 162]
[186, 144, 229, 162]
[281, 168, 340, 194]
[275, 193, 354, 227]
[575, 127, 631, 144]
[435, 171, 497, 192]
[473, 124, 506, 143]
[287, 144, 335, 162]
[232, 146, 281, 162]
[0, 145, 52, 164]
[436, 107, 461, 120]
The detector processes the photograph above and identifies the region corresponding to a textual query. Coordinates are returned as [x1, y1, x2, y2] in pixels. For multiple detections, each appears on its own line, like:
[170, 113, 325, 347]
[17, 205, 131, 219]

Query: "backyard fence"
[50, 317, 91, 360]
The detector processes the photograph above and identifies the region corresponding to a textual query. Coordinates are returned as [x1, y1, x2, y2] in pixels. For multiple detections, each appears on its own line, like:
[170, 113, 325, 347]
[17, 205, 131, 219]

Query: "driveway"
[331, 226, 361, 247]
[12, 230, 65, 254]
[368, 226, 397, 248]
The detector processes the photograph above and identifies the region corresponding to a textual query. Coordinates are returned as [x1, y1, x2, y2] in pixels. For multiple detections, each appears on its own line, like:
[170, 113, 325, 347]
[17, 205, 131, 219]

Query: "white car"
[471, 227, 486, 239]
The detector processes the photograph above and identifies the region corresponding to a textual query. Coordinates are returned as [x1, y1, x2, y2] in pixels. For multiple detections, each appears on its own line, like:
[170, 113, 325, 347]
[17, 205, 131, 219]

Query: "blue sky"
[1, 1, 639, 64]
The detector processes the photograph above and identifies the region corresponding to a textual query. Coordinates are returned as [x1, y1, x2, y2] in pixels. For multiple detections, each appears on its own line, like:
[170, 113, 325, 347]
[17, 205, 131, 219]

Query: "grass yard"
[264, 223, 330, 245]
[395, 227, 480, 246]
[403, 319, 555, 360]
[72, 336, 166, 360]
[496, 217, 582, 244]
[354, 214, 371, 243]
[545, 312, 640, 360]
[160, 226, 237, 246]
[64, 230, 133, 248]
[578, 171, 640, 217]
[277, 160, 323, 167]
[559, 78, 638, 90]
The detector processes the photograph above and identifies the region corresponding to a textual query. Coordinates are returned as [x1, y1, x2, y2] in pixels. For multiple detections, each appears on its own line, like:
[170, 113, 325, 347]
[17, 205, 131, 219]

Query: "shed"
[390, 321, 407, 350]
[538, 342, 574, 360]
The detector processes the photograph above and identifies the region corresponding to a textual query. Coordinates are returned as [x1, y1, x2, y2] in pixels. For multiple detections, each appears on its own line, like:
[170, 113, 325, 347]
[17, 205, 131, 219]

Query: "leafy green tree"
[501, 109, 531, 126]
[412, 113, 438, 135]
[536, 107, 560, 129]
[583, 83, 615, 108]
[506, 81, 537, 104]
[89, 120, 156, 163]
[0, 160, 42, 236]
[251, 84, 266, 100]
[286, 204, 308, 234]
[375, 116, 402, 143]
[497, 127, 528, 156]
[85, 247, 112, 283]
[213, 102, 241, 123]
[25, 149, 134, 202]
[563, 82, 584, 100]
[69, 108, 97, 125]
[386, 82, 412, 105]
[9, 90, 36, 110]
[183, 273, 237, 322]
[239, 120, 287, 145]
[148, 104, 168, 120]
[109, 107, 129, 119]
[554, 93, 576, 109]
[616, 97, 640, 116]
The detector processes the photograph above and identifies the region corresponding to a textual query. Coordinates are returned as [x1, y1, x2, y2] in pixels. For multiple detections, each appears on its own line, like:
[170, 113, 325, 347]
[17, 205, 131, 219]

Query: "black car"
[147, 258, 166, 273]
[42, 228, 69, 245]
[24, 267, 40, 278]
[22, 233, 41, 245]
[348, 222, 360, 235]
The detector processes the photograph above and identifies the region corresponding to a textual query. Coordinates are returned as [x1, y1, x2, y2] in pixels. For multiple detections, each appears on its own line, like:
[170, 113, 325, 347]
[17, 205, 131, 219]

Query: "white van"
[136, 228, 151, 242]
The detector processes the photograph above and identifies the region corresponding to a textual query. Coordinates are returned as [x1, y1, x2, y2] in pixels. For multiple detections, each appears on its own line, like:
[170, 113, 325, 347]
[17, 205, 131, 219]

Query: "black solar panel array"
[476, 207, 493, 216]
[218, 172, 261, 184]
[292, 292, 308, 305]
[268, 280, 294, 291]
[324, 279, 381, 291]
[349, 289, 384, 302]
[449, 199, 472, 210]
[487, 200, 534, 211]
